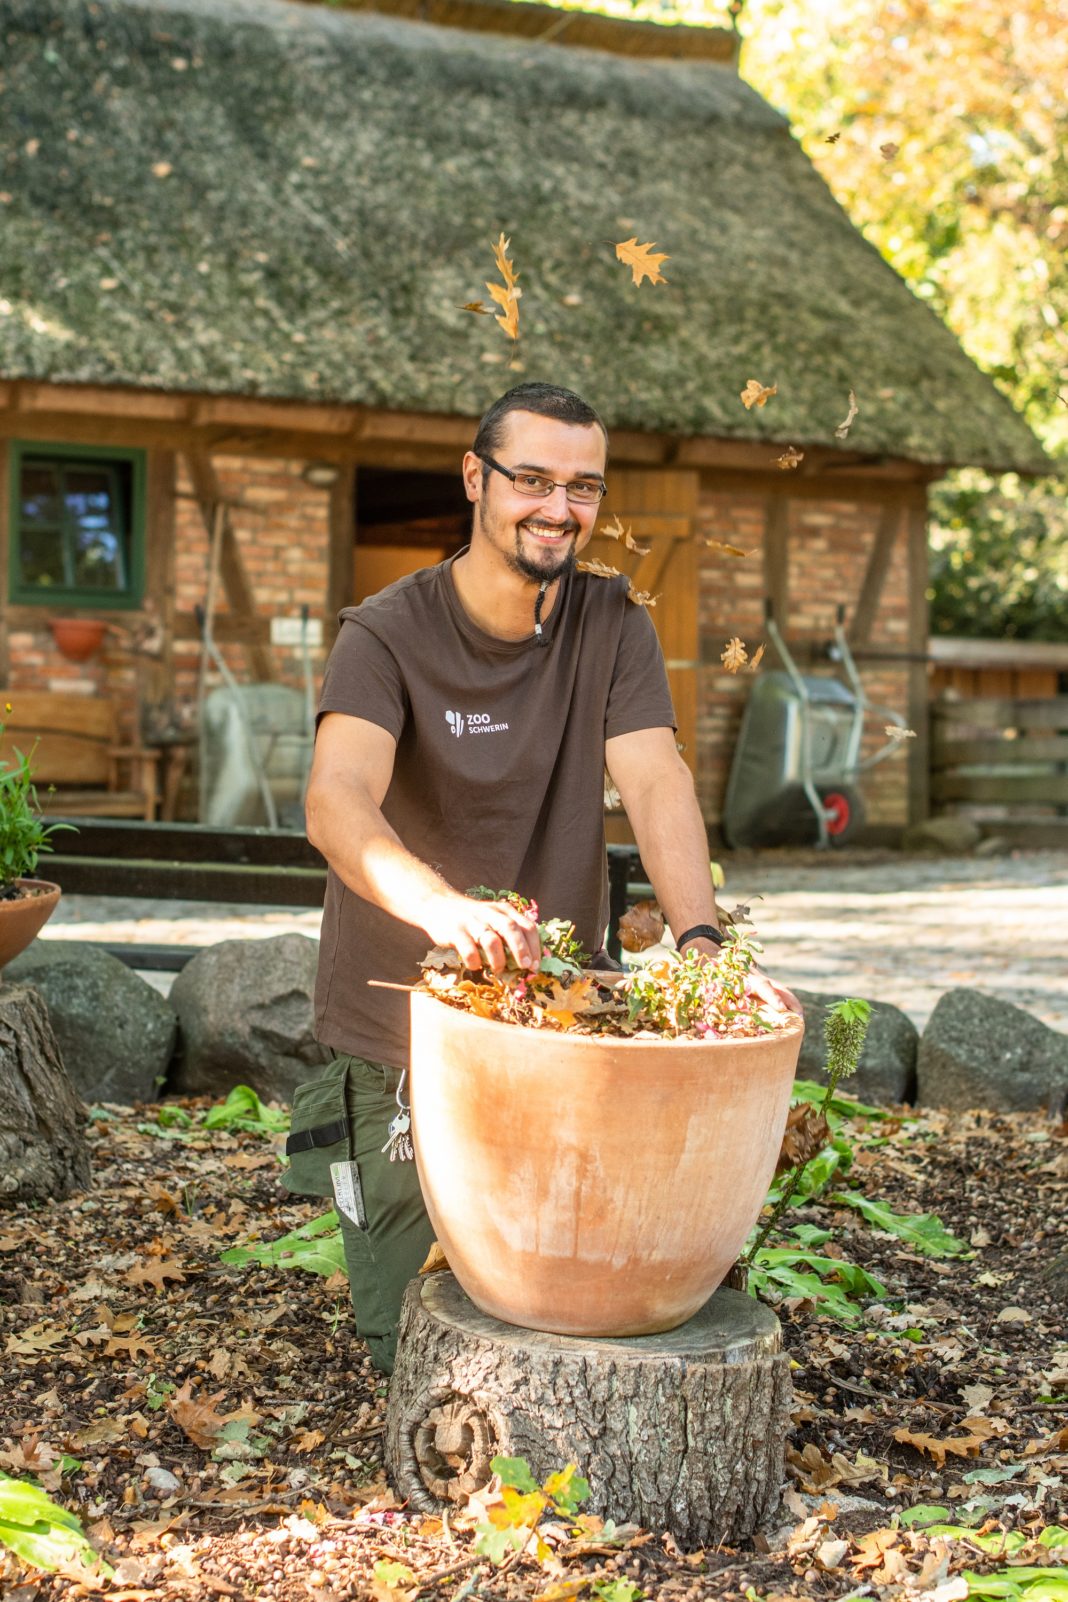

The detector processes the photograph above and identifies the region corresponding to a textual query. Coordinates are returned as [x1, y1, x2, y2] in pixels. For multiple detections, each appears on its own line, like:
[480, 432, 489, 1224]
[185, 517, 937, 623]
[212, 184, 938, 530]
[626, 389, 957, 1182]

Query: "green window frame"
[9, 440, 146, 609]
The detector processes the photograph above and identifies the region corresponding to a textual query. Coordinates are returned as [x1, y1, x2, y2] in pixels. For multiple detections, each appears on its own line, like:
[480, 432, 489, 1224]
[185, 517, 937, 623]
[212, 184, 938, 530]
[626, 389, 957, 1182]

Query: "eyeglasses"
[479, 454, 607, 504]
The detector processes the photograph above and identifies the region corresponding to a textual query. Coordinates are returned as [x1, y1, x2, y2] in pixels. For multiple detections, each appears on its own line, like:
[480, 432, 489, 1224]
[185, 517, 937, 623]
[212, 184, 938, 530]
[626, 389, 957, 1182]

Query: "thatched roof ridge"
[0, 0, 1047, 471]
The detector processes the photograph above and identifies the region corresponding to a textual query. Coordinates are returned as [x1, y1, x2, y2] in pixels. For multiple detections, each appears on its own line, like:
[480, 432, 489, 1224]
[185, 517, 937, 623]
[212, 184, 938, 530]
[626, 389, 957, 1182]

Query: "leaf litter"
[0, 1096, 1064, 1601]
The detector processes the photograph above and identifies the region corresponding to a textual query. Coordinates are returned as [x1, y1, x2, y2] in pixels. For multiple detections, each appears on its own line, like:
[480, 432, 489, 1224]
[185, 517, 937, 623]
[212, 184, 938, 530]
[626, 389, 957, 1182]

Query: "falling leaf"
[458, 300, 493, 316]
[740, 378, 777, 410]
[578, 559, 621, 579]
[748, 642, 766, 672]
[600, 513, 651, 557]
[885, 724, 916, 741]
[25, 138, 40, 157]
[880, 141, 900, 160]
[151, 161, 172, 178]
[825, 131, 841, 144]
[777, 1104, 830, 1173]
[721, 637, 749, 674]
[626, 584, 657, 608]
[614, 237, 669, 288]
[703, 538, 756, 558]
[834, 388, 859, 439]
[776, 446, 805, 470]
[618, 899, 665, 954]
[164, 1381, 232, 1450]
[486, 233, 521, 343]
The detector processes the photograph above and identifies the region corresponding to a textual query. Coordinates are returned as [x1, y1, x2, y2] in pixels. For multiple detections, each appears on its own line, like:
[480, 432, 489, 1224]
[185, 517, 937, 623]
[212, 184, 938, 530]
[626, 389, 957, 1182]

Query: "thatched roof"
[0, 0, 1047, 471]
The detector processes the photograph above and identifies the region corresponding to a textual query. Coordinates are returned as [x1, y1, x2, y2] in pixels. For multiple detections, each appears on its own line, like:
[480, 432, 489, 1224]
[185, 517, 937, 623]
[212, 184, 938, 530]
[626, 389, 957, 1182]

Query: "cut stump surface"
[385, 1272, 791, 1548]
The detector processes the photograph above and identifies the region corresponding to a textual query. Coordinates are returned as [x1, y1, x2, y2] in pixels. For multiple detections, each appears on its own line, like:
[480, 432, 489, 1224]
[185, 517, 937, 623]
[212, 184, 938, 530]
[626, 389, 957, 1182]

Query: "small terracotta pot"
[409, 989, 803, 1338]
[0, 879, 61, 971]
[49, 617, 106, 662]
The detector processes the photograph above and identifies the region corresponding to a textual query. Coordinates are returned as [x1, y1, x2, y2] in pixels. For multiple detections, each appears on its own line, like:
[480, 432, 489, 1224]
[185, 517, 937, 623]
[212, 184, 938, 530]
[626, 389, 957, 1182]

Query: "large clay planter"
[409, 989, 803, 1338]
[0, 879, 61, 971]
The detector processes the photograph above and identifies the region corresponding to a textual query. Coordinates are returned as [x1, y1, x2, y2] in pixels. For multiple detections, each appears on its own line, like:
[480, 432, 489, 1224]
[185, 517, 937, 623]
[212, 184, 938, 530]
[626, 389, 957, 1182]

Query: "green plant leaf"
[828, 1191, 969, 1257]
[898, 1503, 951, 1527]
[0, 1473, 111, 1576]
[204, 1085, 289, 1136]
[593, 1580, 643, 1602]
[373, 1559, 416, 1588]
[491, 1456, 539, 1494]
[473, 1522, 526, 1563]
[791, 1078, 887, 1120]
[221, 1210, 346, 1277]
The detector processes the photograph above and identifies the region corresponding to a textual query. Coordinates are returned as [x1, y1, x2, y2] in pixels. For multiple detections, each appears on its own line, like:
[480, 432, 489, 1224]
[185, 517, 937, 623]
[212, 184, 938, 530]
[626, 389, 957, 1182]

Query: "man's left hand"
[681, 936, 803, 1019]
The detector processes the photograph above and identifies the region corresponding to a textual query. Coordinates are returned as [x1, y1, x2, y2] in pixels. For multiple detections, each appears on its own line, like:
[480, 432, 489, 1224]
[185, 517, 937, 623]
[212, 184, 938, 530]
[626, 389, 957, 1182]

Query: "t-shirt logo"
[445, 709, 465, 738]
[444, 709, 510, 737]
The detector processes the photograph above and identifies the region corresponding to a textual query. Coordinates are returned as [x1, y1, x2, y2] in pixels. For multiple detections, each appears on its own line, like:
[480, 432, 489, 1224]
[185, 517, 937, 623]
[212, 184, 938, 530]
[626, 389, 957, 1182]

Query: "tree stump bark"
[0, 983, 91, 1206]
[385, 1272, 791, 1548]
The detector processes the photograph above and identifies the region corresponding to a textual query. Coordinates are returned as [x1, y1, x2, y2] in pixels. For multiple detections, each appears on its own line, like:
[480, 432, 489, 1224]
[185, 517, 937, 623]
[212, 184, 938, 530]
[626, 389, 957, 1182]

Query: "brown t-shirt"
[314, 553, 676, 1068]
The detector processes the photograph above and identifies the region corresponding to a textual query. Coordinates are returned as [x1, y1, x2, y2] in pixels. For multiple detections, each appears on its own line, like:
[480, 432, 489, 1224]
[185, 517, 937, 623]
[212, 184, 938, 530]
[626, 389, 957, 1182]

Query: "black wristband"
[675, 922, 726, 950]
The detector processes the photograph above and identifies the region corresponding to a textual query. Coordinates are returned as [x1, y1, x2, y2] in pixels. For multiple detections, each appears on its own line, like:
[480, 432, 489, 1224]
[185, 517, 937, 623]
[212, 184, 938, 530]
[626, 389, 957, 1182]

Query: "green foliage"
[961, 1568, 1068, 1601]
[373, 1559, 416, 1590]
[790, 1078, 887, 1123]
[828, 1191, 969, 1258]
[473, 1456, 591, 1565]
[622, 929, 772, 1037]
[221, 1210, 346, 1278]
[203, 1085, 290, 1137]
[0, 1472, 110, 1577]
[747, 1242, 888, 1325]
[593, 1581, 643, 1602]
[824, 998, 871, 1083]
[0, 719, 73, 893]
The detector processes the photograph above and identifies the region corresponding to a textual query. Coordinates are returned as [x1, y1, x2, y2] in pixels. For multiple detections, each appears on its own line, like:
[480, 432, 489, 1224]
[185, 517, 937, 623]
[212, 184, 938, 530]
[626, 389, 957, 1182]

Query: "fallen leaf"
[615, 236, 669, 288]
[6, 1322, 68, 1355]
[960, 1382, 994, 1414]
[740, 378, 777, 410]
[291, 1429, 326, 1454]
[721, 637, 750, 674]
[618, 899, 665, 954]
[164, 1381, 232, 1450]
[777, 1104, 830, 1174]
[419, 1242, 450, 1275]
[776, 446, 805, 470]
[834, 388, 859, 439]
[892, 1418, 994, 1466]
[127, 1258, 187, 1294]
[995, 1306, 1032, 1324]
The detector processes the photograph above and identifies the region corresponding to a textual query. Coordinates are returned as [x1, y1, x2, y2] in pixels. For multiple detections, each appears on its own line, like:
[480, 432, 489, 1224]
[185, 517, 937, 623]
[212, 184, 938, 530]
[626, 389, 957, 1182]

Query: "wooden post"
[386, 1273, 792, 1548]
[327, 467, 356, 646]
[183, 447, 274, 682]
[906, 497, 931, 825]
[848, 502, 902, 646]
[763, 493, 790, 638]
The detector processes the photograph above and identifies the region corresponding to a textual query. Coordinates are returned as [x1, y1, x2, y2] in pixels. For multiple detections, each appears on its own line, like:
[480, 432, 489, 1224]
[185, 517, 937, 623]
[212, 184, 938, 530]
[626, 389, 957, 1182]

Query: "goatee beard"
[507, 528, 578, 585]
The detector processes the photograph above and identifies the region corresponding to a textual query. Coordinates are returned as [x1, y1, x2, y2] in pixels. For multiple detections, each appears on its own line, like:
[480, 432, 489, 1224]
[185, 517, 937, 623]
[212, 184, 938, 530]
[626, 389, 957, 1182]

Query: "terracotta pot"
[0, 879, 61, 970]
[49, 617, 106, 662]
[409, 989, 804, 1338]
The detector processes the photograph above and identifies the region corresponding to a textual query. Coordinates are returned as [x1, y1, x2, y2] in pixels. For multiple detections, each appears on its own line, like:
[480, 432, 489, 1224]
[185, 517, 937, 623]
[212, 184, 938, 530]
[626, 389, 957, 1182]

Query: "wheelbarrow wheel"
[818, 786, 863, 846]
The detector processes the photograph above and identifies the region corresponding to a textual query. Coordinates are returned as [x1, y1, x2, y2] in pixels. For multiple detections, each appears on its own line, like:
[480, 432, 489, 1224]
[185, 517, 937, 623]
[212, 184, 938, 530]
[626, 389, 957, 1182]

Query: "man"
[289, 381, 795, 1373]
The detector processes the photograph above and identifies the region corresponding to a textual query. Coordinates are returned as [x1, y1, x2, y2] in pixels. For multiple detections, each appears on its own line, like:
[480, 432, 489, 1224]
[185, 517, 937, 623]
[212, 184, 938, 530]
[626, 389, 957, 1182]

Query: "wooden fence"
[931, 694, 1068, 846]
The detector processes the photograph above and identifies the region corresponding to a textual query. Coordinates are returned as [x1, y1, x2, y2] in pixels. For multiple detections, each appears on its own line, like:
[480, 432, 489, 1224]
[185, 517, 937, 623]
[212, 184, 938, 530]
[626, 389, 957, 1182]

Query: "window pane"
[19, 525, 65, 588]
[20, 462, 62, 527]
[64, 466, 125, 590]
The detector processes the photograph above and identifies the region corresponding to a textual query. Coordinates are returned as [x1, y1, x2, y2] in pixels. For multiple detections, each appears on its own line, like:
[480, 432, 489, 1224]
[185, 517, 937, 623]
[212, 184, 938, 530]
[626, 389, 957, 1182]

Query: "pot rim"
[409, 984, 803, 1051]
[2, 878, 62, 899]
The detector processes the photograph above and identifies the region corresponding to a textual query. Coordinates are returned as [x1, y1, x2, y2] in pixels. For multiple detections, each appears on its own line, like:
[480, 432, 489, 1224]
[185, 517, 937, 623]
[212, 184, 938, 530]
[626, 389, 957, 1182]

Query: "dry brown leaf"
[291, 1428, 326, 1454]
[777, 1104, 830, 1174]
[104, 1334, 158, 1361]
[721, 637, 749, 674]
[776, 446, 805, 470]
[740, 378, 777, 410]
[419, 1241, 450, 1275]
[6, 1322, 67, 1355]
[880, 141, 900, 160]
[825, 131, 841, 144]
[151, 161, 172, 178]
[626, 584, 658, 608]
[834, 388, 859, 439]
[127, 1258, 187, 1294]
[703, 538, 757, 558]
[458, 300, 493, 316]
[164, 1380, 232, 1450]
[578, 558, 621, 580]
[614, 236, 669, 288]
[892, 1418, 994, 1466]
[486, 233, 521, 343]
[748, 642, 766, 672]
[618, 899, 665, 954]
[885, 724, 916, 741]
[600, 513, 651, 557]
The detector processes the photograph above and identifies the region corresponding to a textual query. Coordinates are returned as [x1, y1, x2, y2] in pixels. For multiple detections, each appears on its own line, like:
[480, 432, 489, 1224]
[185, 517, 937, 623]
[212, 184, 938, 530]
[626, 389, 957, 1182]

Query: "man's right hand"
[424, 895, 541, 975]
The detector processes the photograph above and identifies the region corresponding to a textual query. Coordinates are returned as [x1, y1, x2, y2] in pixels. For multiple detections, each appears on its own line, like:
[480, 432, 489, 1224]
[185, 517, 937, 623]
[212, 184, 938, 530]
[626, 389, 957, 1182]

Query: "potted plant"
[409, 897, 804, 1338]
[0, 708, 68, 970]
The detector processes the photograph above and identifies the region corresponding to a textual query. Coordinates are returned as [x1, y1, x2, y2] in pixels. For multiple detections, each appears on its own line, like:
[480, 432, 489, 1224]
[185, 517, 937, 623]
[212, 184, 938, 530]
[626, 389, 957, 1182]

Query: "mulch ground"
[1, 1097, 1066, 1601]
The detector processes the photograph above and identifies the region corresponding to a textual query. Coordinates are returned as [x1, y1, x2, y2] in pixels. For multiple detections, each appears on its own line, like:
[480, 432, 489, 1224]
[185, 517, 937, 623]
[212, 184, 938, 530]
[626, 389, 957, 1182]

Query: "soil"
[1, 1093, 1065, 1601]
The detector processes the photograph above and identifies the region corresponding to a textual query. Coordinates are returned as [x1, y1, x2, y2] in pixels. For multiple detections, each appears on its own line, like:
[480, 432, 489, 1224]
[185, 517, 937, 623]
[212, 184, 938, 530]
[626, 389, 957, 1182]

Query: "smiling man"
[291, 382, 795, 1373]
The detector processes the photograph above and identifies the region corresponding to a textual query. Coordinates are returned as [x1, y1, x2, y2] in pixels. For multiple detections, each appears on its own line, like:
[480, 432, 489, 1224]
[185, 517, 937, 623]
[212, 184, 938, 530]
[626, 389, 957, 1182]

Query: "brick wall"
[696, 488, 913, 832]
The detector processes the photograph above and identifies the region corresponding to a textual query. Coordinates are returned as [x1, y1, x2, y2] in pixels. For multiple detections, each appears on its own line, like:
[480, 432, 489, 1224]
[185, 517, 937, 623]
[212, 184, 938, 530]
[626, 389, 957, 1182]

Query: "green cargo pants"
[283, 1053, 434, 1375]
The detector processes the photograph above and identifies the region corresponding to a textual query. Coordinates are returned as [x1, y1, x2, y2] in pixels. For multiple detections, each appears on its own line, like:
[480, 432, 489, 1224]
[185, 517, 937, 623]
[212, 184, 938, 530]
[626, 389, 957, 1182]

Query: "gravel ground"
[39, 846, 1068, 1032]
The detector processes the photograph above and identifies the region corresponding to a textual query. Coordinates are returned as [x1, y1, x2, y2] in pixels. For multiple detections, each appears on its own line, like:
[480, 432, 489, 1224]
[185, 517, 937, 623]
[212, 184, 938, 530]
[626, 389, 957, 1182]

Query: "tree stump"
[0, 983, 91, 1206]
[385, 1272, 791, 1547]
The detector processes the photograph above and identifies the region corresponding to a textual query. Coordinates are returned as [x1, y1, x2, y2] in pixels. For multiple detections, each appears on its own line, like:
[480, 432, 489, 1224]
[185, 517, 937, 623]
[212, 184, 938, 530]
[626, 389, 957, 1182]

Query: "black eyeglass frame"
[478, 453, 608, 504]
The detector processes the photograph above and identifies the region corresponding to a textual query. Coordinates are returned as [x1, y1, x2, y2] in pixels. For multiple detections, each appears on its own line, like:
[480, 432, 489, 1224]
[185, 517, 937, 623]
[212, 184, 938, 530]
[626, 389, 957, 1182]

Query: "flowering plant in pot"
[409, 892, 803, 1338]
[0, 709, 70, 968]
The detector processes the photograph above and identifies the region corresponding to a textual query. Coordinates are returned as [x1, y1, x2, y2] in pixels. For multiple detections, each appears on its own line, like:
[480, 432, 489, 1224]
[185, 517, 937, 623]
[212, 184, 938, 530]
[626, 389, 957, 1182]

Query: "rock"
[794, 990, 917, 1105]
[6, 942, 177, 1104]
[917, 988, 1068, 1111]
[975, 835, 1011, 858]
[901, 815, 982, 854]
[169, 933, 329, 1102]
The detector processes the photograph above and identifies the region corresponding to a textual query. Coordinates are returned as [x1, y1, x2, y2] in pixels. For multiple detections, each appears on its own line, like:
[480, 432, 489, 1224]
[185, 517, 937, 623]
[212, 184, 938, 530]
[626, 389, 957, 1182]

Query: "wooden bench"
[1, 691, 159, 821]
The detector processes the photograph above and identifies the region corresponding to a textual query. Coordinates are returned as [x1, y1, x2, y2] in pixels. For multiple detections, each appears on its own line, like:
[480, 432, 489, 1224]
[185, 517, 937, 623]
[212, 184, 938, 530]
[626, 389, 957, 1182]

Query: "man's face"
[464, 412, 606, 585]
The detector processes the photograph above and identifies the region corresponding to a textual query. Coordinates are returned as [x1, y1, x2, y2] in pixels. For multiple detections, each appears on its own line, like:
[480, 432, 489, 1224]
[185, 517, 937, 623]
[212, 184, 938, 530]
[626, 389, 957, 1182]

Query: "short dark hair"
[472, 382, 608, 462]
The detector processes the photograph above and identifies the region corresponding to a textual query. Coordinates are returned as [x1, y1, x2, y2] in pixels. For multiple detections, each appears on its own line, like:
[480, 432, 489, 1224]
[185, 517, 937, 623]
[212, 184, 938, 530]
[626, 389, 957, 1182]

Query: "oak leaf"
[615, 236, 669, 287]
[291, 1429, 326, 1454]
[777, 1104, 830, 1174]
[703, 538, 756, 558]
[487, 233, 521, 342]
[721, 637, 749, 673]
[776, 446, 804, 470]
[825, 131, 842, 144]
[892, 1417, 994, 1466]
[127, 1257, 187, 1294]
[626, 584, 657, 608]
[578, 558, 621, 579]
[458, 301, 493, 315]
[749, 642, 766, 672]
[740, 378, 777, 409]
[601, 513, 651, 557]
[834, 388, 859, 439]
[618, 899, 665, 954]
[165, 1380, 233, 1450]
